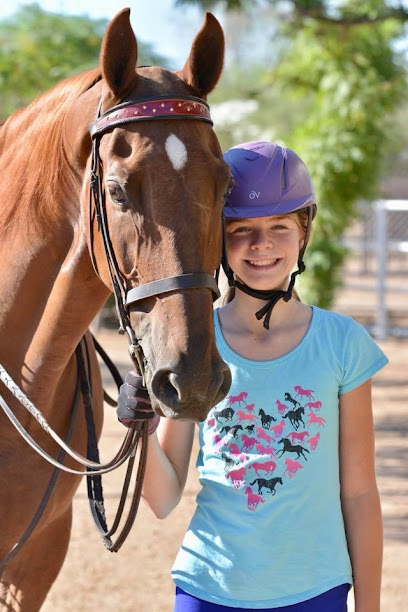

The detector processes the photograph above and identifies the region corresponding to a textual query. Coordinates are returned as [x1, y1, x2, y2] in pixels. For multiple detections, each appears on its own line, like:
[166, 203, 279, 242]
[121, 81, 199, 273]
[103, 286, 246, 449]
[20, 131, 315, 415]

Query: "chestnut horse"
[0, 9, 231, 611]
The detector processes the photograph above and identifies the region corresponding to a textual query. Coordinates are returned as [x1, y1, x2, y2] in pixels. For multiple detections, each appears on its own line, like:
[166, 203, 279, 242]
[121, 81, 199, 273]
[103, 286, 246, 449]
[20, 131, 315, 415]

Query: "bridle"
[88, 94, 220, 380]
[0, 93, 222, 565]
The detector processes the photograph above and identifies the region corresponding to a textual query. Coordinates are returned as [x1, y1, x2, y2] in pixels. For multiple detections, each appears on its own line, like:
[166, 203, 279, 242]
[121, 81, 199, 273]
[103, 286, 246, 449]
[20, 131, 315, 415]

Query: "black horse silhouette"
[229, 424, 243, 437]
[259, 408, 276, 428]
[250, 477, 283, 495]
[219, 424, 243, 438]
[284, 392, 301, 408]
[213, 406, 234, 421]
[221, 452, 237, 472]
[277, 438, 310, 460]
[283, 406, 305, 430]
[245, 424, 255, 433]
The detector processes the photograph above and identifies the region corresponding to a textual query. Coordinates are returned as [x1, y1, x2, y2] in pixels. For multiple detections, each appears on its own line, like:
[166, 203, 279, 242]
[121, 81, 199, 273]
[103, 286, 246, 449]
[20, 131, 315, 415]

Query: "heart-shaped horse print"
[205, 385, 326, 511]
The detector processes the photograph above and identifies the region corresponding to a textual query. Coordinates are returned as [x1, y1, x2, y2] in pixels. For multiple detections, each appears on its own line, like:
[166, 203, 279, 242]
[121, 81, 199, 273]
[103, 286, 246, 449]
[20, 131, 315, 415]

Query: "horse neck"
[0, 226, 110, 399]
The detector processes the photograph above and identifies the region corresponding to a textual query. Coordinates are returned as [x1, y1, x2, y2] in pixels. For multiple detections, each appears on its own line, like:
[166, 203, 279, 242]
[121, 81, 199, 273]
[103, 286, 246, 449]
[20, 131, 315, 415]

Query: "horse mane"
[0, 68, 102, 238]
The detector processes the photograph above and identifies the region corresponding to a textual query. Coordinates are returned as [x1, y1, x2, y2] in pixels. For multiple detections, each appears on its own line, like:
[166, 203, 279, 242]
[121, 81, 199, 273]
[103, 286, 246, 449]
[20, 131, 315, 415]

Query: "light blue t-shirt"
[172, 306, 388, 609]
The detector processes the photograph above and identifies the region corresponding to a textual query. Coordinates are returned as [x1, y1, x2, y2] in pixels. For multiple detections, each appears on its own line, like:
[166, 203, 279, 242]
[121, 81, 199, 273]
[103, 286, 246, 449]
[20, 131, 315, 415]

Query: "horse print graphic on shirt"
[205, 383, 326, 511]
[249, 477, 283, 496]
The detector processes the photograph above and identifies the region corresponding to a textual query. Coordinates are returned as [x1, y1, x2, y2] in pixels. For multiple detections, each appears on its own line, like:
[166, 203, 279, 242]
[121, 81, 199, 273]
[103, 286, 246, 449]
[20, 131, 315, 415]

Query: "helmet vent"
[281, 149, 288, 193]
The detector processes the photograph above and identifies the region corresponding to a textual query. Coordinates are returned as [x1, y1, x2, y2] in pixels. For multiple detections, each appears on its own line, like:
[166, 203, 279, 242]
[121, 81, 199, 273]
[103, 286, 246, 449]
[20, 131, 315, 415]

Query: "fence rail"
[340, 200, 408, 340]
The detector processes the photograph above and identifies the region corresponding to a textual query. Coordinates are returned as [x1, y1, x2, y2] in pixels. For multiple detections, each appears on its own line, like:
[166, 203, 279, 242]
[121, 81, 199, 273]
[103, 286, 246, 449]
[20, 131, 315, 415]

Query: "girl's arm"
[141, 418, 196, 519]
[339, 379, 383, 612]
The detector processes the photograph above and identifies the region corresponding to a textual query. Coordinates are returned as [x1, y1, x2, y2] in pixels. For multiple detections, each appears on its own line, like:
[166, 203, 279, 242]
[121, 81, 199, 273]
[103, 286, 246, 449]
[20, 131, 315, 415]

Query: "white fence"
[341, 200, 408, 340]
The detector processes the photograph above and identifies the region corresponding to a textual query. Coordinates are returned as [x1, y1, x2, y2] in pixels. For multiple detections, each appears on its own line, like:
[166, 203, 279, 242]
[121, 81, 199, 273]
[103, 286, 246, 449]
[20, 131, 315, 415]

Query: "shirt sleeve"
[339, 319, 389, 394]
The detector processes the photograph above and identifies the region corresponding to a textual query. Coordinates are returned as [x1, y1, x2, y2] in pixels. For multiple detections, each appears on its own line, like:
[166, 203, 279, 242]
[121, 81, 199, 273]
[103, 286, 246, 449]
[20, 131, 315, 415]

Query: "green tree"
[0, 3, 168, 118]
[276, 4, 407, 306]
[181, 0, 408, 307]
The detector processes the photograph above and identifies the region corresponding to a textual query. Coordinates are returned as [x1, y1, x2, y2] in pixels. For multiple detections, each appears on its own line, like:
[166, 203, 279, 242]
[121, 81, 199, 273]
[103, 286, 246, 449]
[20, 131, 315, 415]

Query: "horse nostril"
[150, 361, 232, 416]
[151, 368, 181, 409]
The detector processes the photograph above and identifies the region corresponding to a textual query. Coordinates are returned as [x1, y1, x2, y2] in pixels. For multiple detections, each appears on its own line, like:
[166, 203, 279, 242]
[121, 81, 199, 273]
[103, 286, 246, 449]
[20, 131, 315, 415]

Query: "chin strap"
[234, 260, 306, 330]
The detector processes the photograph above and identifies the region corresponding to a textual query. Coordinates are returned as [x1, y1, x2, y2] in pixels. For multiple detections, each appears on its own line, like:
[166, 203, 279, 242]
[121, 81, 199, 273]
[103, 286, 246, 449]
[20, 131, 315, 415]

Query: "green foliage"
[0, 3, 168, 118]
[176, 0, 247, 9]
[277, 10, 407, 306]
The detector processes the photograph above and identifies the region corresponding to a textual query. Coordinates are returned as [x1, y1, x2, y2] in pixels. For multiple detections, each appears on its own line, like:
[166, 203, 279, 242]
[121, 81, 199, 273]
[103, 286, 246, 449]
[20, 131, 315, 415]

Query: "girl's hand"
[116, 370, 160, 434]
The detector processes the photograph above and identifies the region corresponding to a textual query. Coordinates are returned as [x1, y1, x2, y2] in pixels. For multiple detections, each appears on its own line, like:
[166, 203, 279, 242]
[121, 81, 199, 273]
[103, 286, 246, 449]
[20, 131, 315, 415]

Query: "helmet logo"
[249, 191, 261, 199]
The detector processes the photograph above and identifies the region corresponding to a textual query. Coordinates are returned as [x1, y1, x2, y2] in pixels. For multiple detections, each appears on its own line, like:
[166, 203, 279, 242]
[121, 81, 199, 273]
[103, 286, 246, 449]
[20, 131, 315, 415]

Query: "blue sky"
[2, 1, 224, 67]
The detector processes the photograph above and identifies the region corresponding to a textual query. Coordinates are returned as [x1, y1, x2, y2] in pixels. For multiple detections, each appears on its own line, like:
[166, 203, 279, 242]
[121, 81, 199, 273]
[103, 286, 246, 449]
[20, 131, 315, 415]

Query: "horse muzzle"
[149, 360, 231, 422]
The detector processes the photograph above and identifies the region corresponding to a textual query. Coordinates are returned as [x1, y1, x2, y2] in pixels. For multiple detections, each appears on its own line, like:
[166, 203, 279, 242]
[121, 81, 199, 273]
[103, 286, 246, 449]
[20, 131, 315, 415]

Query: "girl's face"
[225, 214, 305, 291]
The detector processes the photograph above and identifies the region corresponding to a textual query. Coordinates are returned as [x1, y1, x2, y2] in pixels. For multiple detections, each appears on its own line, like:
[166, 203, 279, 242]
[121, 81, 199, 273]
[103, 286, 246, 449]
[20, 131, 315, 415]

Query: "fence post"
[375, 200, 388, 340]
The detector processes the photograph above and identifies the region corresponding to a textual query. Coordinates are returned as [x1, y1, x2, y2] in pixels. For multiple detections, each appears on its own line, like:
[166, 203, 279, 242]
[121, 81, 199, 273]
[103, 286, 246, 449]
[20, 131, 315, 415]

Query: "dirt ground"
[42, 293, 408, 612]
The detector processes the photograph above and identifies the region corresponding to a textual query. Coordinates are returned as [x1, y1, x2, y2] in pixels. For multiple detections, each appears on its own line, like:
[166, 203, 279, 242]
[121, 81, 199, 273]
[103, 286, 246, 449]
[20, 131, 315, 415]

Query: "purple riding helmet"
[222, 141, 317, 330]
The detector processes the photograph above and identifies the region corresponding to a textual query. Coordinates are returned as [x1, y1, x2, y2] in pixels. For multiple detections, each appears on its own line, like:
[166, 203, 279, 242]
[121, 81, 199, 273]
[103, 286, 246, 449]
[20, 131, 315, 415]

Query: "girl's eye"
[232, 226, 250, 233]
[107, 182, 128, 206]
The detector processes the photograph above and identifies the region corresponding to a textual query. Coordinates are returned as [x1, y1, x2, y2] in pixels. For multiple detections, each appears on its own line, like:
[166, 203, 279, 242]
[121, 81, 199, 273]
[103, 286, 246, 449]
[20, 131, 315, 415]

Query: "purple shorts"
[174, 584, 350, 611]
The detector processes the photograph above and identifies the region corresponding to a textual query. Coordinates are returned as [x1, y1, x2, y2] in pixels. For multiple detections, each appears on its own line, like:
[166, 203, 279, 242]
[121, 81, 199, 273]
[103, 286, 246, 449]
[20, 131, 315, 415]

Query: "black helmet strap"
[234, 259, 306, 330]
[221, 207, 313, 330]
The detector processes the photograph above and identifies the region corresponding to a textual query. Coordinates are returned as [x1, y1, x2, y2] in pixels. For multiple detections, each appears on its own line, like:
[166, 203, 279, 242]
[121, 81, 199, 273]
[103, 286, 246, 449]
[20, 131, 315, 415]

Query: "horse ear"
[178, 12, 224, 97]
[100, 8, 138, 99]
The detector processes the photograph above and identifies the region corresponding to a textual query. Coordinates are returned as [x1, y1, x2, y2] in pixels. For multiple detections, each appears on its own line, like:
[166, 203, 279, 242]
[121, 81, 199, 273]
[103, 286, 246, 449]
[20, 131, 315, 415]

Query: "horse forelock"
[0, 69, 102, 240]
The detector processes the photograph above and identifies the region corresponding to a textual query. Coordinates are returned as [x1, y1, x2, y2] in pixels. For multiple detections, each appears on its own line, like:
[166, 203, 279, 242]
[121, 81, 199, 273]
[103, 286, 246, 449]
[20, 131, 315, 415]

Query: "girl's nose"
[250, 229, 273, 249]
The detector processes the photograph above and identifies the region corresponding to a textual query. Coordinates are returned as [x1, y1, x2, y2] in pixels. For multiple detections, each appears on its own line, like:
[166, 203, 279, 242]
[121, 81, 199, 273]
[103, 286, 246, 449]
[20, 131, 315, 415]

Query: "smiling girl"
[118, 141, 388, 612]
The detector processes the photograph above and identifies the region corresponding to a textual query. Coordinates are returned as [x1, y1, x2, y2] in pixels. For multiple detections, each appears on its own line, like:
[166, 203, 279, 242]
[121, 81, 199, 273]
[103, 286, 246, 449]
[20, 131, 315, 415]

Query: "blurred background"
[1, 1, 407, 610]
[2, 0, 408, 328]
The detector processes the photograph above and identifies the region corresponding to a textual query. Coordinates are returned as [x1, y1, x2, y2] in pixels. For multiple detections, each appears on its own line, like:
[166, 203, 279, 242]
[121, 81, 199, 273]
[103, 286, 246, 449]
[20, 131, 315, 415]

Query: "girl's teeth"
[248, 259, 277, 266]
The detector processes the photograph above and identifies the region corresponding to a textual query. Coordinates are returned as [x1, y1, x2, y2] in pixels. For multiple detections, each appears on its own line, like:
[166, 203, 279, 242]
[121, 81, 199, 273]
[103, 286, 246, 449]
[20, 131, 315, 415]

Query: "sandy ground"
[40, 289, 407, 612]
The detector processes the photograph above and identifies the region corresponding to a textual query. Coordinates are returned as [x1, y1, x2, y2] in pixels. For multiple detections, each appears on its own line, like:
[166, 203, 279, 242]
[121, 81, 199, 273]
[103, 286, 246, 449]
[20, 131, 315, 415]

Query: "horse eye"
[107, 182, 128, 206]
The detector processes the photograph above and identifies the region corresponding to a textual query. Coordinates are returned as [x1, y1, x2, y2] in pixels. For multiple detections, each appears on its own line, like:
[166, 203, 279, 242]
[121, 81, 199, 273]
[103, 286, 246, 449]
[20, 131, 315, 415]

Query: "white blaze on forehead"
[165, 134, 188, 170]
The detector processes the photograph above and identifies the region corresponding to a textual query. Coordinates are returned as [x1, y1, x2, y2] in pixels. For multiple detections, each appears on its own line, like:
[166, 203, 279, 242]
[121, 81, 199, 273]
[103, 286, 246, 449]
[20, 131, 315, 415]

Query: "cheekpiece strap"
[90, 96, 212, 138]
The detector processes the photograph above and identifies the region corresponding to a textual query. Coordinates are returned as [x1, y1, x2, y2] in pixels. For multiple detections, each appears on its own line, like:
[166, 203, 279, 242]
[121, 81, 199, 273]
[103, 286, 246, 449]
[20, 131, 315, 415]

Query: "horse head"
[64, 10, 232, 421]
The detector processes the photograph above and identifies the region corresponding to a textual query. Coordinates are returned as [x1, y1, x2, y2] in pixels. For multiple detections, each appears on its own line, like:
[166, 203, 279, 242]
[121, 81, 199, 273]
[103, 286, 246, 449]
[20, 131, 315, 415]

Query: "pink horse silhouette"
[294, 385, 314, 400]
[286, 430, 309, 444]
[227, 442, 241, 454]
[249, 460, 277, 476]
[308, 432, 321, 450]
[226, 466, 246, 489]
[306, 412, 326, 427]
[276, 399, 288, 414]
[283, 458, 304, 479]
[241, 435, 257, 452]
[226, 443, 248, 463]
[212, 433, 225, 453]
[270, 420, 285, 440]
[226, 391, 248, 407]
[237, 409, 257, 423]
[255, 443, 276, 457]
[256, 427, 272, 445]
[245, 487, 265, 511]
[245, 403, 255, 412]
[305, 400, 322, 411]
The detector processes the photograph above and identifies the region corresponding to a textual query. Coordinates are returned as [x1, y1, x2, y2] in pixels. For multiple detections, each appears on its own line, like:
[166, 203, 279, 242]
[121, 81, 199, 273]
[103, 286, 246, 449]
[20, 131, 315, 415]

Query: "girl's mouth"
[245, 258, 280, 268]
